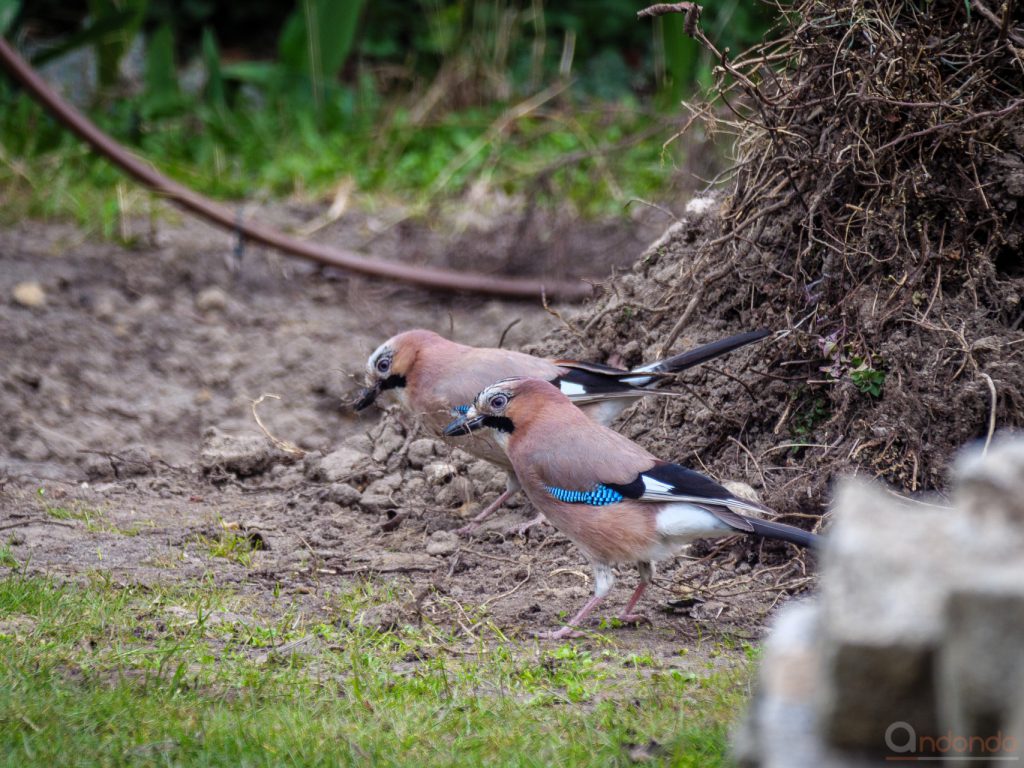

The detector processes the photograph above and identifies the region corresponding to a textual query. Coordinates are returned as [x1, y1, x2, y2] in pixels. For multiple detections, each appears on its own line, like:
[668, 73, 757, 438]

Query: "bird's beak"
[443, 412, 486, 437]
[353, 383, 380, 411]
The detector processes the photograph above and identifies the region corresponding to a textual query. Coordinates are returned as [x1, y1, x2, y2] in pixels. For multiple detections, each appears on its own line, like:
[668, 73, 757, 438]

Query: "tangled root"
[543, 0, 1024, 525]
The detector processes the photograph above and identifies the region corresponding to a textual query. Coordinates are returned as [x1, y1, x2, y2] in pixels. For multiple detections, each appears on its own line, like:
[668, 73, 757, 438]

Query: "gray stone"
[200, 428, 289, 477]
[467, 461, 508, 493]
[425, 530, 459, 557]
[80, 452, 116, 481]
[403, 476, 427, 501]
[325, 483, 361, 508]
[345, 433, 374, 455]
[359, 475, 401, 513]
[436, 477, 473, 509]
[424, 461, 458, 486]
[12, 281, 46, 308]
[195, 287, 229, 313]
[371, 423, 405, 464]
[312, 446, 372, 483]
[406, 439, 437, 469]
[114, 445, 153, 477]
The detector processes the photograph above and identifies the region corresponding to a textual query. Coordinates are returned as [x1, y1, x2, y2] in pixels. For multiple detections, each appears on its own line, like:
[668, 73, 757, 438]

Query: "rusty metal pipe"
[0, 38, 592, 301]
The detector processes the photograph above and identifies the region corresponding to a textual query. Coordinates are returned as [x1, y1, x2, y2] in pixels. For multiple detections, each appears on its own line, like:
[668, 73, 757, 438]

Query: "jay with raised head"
[443, 377, 820, 639]
[354, 328, 772, 533]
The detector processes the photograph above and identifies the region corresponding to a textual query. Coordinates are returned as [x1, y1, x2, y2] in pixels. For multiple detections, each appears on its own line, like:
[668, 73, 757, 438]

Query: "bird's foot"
[505, 513, 548, 537]
[533, 625, 585, 640]
[454, 521, 480, 537]
[614, 613, 652, 627]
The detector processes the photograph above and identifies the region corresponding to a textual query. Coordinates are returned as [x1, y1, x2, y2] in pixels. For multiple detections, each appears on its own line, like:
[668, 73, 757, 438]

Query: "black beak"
[353, 384, 379, 411]
[443, 413, 485, 437]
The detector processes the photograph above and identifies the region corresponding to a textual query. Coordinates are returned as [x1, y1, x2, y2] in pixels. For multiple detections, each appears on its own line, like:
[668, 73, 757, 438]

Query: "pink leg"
[534, 593, 608, 640]
[455, 488, 513, 536]
[616, 583, 651, 626]
[505, 512, 548, 537]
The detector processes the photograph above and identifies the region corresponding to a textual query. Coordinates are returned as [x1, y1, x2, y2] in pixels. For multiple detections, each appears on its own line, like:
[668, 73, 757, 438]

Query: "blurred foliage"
[10, 0, 774, 103]
[87, 0, 147, 88]
[0, 0, 774, 227]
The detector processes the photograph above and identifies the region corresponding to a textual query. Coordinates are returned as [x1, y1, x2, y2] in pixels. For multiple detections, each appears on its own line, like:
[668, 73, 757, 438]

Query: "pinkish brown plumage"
[355, 327, 772, 534]
[444, 377, 820, 639]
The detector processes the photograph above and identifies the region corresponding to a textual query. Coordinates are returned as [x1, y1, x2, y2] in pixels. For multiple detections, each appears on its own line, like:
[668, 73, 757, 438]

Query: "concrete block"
[818, 481, 959, 749]
[938, 564, 1024, 742]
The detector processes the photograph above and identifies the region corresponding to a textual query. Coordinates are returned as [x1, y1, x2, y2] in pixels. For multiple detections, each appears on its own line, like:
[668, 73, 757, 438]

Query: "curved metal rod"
[0, 38, 592, 301]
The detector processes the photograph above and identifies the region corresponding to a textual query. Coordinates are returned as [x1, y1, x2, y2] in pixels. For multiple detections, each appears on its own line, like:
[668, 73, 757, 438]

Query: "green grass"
[0, 90, 682, 238]
[196, 524, 263, 568]
[0, 573, 750, 766]
[40, 500, 144, 536]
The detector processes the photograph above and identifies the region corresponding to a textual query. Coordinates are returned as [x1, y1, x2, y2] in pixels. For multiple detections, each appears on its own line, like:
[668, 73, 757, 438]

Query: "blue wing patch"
[451, 404, 471, 416]
[545, 484, 624, 506]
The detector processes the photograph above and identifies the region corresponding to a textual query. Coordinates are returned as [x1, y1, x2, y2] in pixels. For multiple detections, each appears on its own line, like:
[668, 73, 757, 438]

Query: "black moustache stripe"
[481, 415, 514, 433]
[380, 374, 407, 392]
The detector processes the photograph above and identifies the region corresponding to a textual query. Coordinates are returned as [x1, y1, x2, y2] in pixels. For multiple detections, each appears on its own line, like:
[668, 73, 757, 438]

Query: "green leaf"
[0, 0, 20, 36]
[314, 0, 365, 80]
[86, 0, 148, 89]
[277, 0, 366, 106]
[658, 13, 700, 109]
[277, 8, 307, 73]
[220, 61, 281, 87]
[200, 27, 226, 110]
[142, 24, 180, 115]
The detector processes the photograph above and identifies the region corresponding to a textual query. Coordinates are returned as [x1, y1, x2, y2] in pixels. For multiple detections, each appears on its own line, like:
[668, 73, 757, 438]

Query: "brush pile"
[542, 0, 1024, 523]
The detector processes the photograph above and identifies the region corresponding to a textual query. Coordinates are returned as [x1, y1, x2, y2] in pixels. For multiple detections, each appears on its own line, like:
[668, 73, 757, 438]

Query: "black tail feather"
[746, 516, 820, 549]
[648, 329, 772, 375]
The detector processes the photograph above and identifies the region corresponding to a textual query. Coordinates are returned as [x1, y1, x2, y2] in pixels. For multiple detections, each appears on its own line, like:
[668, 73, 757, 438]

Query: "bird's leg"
[535, 563, 615, 640]
[456, 473, 522, 536]
[455, 488, 513, 536]
[504, 511, 549, 537]
[534, 594, 607, 640]
[616, 562, 654, 626]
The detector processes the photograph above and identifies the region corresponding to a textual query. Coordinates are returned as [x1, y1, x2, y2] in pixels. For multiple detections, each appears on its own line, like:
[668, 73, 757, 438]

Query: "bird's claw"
[615, 613, 652, 627]
[455, 522, 480, 537]
[504, 513, 548, 537]
[533, 626, 585, 640]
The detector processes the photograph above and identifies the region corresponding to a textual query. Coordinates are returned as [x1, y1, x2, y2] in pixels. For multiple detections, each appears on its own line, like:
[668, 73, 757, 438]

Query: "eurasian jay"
[354, 327, 770, 533]
[443, 377, 819, 639]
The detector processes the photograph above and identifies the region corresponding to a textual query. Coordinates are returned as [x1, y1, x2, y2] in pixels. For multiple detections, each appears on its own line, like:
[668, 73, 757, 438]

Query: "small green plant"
[818, 334, 886, 398]
[199, 529, 262, 567]
[849, 357, 886, 397]
[791, 392, 831, 438]
[44, 504, 98, 526]
[0, 544, 19, 569]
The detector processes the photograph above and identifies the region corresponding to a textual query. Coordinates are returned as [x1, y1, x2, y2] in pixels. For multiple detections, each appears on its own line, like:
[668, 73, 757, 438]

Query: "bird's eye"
[376, 357, 390, 374]
[488, 394, 508, 411]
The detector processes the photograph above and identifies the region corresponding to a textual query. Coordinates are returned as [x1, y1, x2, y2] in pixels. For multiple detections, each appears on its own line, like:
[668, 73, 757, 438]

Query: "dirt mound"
[537, 0, 1024, 522]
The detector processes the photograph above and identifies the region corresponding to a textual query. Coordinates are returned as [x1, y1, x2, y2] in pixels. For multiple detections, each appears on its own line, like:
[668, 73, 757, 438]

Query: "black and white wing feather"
[606, 462, 768, 516]
[605, 461, 820, 548]
[549, 329, 772, 399]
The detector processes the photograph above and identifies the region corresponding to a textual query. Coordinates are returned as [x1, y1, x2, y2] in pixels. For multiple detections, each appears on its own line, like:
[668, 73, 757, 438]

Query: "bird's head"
[443, 377, 566, 440]
[354, 330, 436, 411]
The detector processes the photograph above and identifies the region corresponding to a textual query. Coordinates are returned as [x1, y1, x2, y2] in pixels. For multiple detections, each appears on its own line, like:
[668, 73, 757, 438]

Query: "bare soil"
[0, 208, 805, 663]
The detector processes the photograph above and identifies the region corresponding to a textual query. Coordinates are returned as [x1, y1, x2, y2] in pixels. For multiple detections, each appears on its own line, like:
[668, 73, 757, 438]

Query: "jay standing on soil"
[354, 328, 771, 534]
[443, 377, 820, 639]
